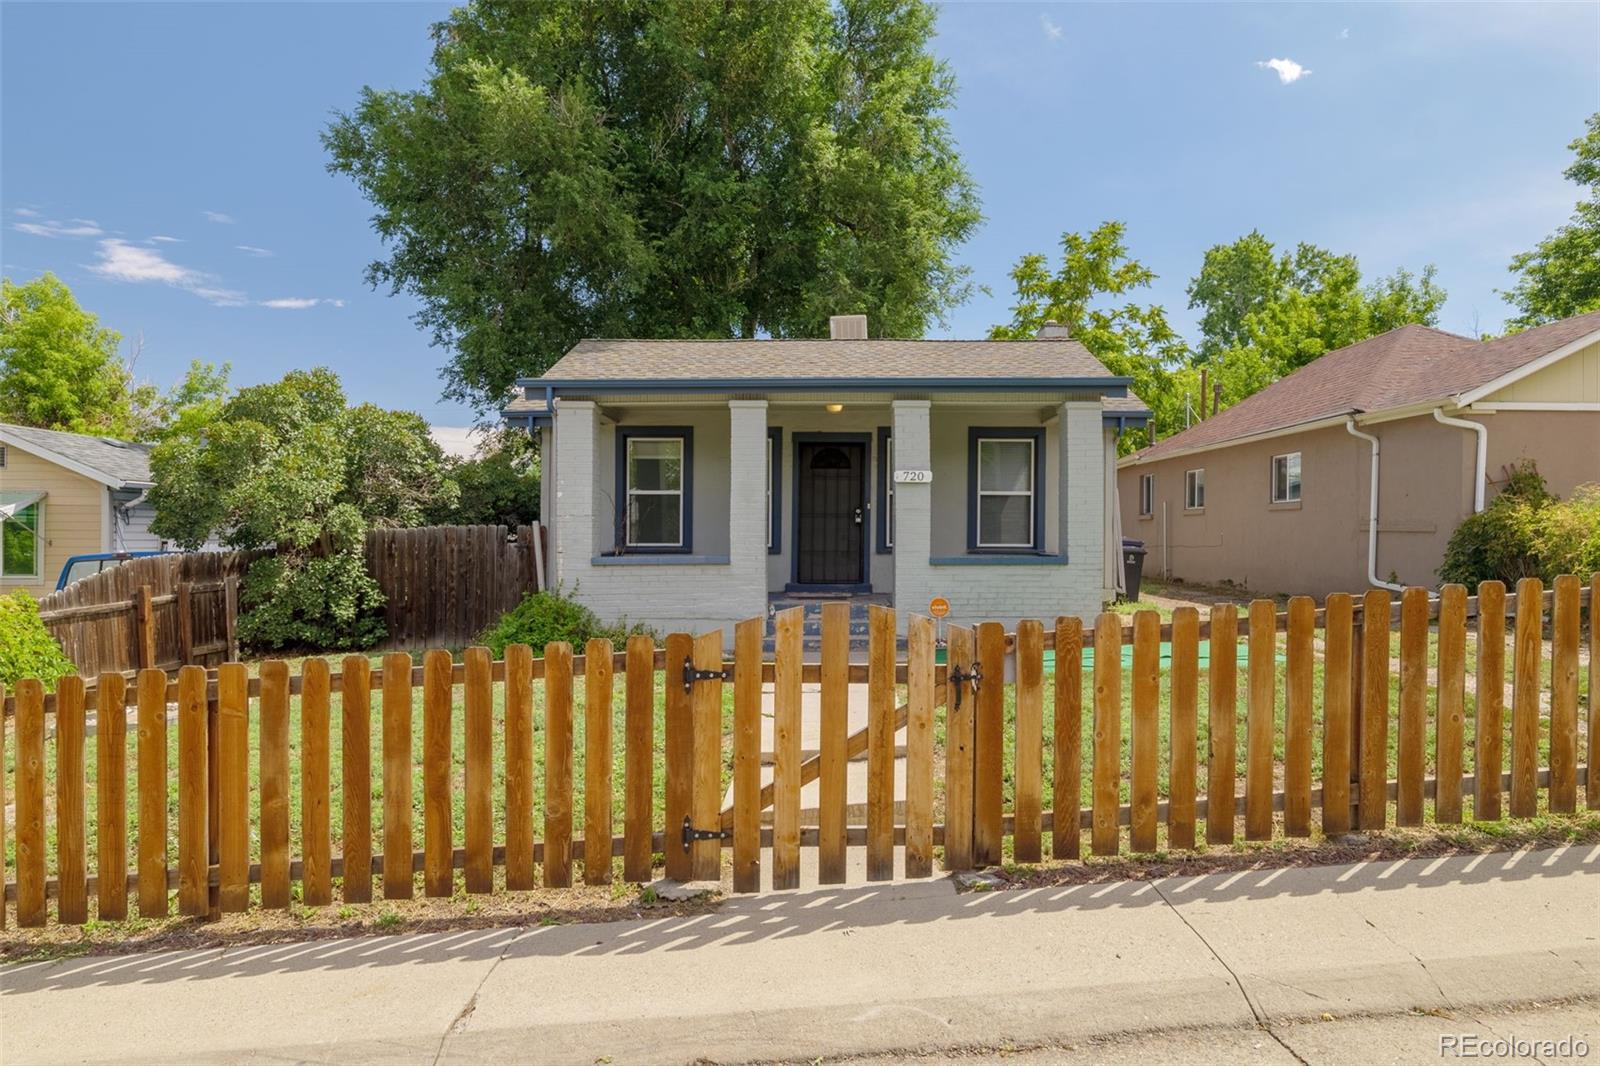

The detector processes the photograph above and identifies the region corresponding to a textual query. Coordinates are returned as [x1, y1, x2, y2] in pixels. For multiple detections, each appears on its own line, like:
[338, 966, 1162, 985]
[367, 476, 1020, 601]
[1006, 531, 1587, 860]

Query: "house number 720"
[893, 469, 933, 484]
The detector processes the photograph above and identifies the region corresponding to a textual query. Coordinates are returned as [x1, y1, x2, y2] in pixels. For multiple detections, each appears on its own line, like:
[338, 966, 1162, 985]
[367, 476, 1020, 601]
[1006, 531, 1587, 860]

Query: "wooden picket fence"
[1, 574, 1594, 929]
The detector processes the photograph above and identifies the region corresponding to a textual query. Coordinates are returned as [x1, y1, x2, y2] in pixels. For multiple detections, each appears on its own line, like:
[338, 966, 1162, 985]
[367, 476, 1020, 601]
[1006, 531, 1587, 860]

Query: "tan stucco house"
[1116, 309, 1600, 598]
[505, 317, 1149, 636]
[0, 422, 165, 598]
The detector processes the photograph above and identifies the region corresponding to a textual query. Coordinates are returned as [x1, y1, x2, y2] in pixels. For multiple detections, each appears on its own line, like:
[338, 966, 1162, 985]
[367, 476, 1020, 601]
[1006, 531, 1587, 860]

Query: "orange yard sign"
[929, 597, 951, 618]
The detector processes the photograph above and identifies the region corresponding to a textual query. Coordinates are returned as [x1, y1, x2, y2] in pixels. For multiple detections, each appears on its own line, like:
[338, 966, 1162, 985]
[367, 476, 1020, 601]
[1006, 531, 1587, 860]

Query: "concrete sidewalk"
[3, 845, 1597, 1065]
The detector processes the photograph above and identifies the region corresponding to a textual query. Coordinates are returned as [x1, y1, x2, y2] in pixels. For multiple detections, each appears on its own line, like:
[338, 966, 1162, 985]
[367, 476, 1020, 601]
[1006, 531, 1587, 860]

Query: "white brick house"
[505, 317, 1147, 636]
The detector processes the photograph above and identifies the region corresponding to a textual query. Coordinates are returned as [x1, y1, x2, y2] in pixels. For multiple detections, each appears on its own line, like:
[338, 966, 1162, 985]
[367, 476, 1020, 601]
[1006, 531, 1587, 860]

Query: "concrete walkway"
[3, 846, 1597, 1064]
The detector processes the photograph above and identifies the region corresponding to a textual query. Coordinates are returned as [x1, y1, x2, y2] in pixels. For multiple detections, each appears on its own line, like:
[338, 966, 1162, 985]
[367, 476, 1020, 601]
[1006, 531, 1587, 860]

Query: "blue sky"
[3, 3, 1597, 433]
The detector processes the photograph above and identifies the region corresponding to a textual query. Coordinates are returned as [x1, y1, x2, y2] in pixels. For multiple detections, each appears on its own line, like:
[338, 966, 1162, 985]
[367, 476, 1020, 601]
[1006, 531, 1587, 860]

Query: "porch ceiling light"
[825, 403, 844, 413]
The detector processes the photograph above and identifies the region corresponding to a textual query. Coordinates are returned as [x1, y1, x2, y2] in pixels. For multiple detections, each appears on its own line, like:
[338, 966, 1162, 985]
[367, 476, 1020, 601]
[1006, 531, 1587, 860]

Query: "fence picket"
[1168, 607, 1199, 851]
[382, 652, 414, 899]
[1397, 587, 1429, 826]
[818, 602, 849, 885]
[905, 613, 935, 879]
[1321, 594, 1354, 835]
[1092, 612, 1122, 857]
[422, 649, 453, 897]
[465, 645, 495, 892]
[1549, 575, 1580, 813]
[1128, 612, 1159, 853]
[1245, 599, 1276, 841]
[504, 643, 536, 890]
[1, 686, 6, 932]
[137, 668, 168, 917]
[1053, 617, 1084, 860]
[663, 633, 694, 883]
[301, 659, 332, 907]
[341, 655, 373, 903]
[1283, 597, 1313, 837]
[96, 672, 128, 920]
[55, 675, 88, 925]
[1206, 605, 1238, 845]
[218, 663, 250, 912]
[623, 636, 655, 883]
[867, 605, 897, 881]
[732, 618, 763, 894]
[690, 630, 723, 884]
[544, 642, 574, 888]
[1013, 619, 1045, 863]
[584, 639, 615, 886]
[771, 609, 803, 891]
[1435, 585, 1467, 824]
[258, 661, 289, 910]
[1511, 577, 1543, 818]
[15, 679, 45, 927]
[1359, 590, 1391, 831]
[1476, 581, 1507, 820]
[176, 666, 209, 916]
[943, 624, 976, 871]
[974, 621, 1006, 867]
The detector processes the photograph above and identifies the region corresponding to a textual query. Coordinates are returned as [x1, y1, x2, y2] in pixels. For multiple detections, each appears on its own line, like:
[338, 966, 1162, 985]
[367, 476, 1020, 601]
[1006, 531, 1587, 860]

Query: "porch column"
[891, 400, 933, 623]
[728, 400, 770, 625]
[552, 399, 597, 588]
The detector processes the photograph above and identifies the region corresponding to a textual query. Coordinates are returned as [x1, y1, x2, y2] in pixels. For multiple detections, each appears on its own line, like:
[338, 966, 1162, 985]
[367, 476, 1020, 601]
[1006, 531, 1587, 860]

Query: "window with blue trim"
[968, 427, 1045, 552]
[615, 426, 693, 552]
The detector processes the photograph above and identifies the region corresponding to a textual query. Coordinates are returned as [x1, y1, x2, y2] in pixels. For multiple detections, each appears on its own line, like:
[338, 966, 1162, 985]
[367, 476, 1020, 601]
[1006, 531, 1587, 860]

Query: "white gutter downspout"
[1432, 408, 1487, 512]
[1346, 419, 1405, 592]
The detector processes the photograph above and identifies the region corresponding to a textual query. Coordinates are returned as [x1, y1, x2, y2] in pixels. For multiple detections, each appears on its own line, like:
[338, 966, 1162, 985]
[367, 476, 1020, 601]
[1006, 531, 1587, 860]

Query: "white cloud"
[429, 426, 486, 460]
[86, 238, 246, 306]
[1339, 28, 1350, 40]
[148, 235, 183, 243]
[259, 296, 344, 310]
[1257, 57, 1311, 84]
[202, 210, 236, 224]
[1040, 14, 1063, 41]
[13, 207, 40, 218]
[13, 217, 104, 238]
[236, 244, 275, 258]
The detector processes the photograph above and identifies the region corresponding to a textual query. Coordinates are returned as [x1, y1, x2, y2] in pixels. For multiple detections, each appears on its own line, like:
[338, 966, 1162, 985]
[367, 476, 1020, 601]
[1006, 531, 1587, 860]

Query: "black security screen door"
[796, 441, 866, 585]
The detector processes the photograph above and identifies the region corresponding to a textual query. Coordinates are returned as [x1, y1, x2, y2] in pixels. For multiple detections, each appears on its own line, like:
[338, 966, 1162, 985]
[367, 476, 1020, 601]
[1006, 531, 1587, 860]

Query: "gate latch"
[681, 815, 732, 852]
[682, 657, 733, 693]
[948, 662, 983, 710]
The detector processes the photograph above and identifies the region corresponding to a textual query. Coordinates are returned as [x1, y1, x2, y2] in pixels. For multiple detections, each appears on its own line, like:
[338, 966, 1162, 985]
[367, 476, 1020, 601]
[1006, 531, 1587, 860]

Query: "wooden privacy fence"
[367, 523, 547, 650]
[2, 574, 1595, 928]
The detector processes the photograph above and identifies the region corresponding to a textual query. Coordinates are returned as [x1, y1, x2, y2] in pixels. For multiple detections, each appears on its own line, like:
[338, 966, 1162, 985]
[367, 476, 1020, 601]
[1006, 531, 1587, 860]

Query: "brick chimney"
[829, 314, 868, 340]
[1036, 319, 1070, 339]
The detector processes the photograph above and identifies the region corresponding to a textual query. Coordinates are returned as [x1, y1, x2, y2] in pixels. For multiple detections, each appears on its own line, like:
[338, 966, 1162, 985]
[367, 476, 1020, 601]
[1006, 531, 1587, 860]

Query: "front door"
[795, 440, 866, 585]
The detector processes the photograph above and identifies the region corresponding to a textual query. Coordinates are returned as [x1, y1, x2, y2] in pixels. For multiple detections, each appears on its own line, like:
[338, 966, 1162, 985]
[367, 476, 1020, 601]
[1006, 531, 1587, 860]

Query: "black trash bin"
[1121, 538, 1148, 603]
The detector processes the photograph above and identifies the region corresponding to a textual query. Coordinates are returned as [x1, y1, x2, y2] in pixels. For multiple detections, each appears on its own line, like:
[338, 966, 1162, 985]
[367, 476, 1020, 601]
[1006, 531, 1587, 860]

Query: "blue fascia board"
[929, 553, 1069, 566]
[516, 376, 1132, 394]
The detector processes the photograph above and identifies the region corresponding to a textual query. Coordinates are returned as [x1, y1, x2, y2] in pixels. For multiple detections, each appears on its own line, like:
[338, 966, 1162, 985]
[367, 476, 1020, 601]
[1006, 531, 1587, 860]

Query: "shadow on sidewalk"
[4, 842, 1594, 995]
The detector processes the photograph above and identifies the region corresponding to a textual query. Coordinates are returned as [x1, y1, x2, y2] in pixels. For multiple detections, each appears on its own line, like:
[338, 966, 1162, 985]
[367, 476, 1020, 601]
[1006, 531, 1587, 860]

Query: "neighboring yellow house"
[0, 422, 165, 599]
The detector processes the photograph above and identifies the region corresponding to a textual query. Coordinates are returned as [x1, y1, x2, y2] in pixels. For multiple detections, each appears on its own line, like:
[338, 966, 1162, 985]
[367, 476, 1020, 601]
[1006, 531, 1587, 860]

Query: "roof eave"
[1455, 326, 1600, 406]
[0, 427, 137, 489]
[518, 376, 1132, 393]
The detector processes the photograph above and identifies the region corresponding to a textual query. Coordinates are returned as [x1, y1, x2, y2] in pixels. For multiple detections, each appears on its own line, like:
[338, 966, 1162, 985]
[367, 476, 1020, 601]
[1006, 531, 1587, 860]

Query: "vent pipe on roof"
[1036, 320, 1071, 339]
[829, 314, 868, 340]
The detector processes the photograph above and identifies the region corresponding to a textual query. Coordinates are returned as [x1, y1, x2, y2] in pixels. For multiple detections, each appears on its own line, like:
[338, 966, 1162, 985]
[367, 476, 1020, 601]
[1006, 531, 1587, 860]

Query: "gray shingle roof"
[0, 422, 152, 486]
[532, 337, 1121, 383]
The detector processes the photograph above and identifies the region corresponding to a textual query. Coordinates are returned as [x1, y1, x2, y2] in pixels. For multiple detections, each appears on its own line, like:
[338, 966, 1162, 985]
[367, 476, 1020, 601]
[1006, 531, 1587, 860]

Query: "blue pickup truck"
[55, 550, 170, 591]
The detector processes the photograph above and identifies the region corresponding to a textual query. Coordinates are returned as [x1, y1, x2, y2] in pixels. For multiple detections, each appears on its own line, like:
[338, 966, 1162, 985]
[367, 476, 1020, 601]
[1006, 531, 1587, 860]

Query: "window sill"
[930, 553, 1067, 566]
[1183, 507, 1205, 515]
[1137, 513, 1153, 521]
[591, 553, 730, 566]
[1268, 500, 1303, 511]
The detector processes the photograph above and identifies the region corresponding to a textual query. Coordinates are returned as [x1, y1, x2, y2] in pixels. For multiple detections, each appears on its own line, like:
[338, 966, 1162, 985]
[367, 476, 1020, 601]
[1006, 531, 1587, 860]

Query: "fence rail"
[2, 573, 1595, 929]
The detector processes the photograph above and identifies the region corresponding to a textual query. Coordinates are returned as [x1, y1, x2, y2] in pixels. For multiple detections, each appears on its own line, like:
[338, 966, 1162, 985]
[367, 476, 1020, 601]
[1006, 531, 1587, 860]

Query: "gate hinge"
[681, 815, 732, 852]
[682, 657, 732, 693]
[948, 662, 982, 709]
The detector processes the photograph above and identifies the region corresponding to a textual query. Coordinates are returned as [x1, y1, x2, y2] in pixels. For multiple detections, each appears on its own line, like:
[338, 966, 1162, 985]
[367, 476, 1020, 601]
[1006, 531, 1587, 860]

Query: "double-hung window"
[1139, 473, 1155, 517]
[619, 427, 692, 551]
[970, 428, 1043, 551]
[1, 499, 43, 579]
[1271, 452, 1302, 504]
[1184, 469, 1205, 511]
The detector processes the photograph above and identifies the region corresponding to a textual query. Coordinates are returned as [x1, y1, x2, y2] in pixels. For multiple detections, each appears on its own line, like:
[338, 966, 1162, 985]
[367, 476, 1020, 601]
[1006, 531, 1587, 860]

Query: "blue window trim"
[613, 425, 694, 554]
[930, 553, 1066, 566]
[789, 431, 873, 589]
[768, 427, 783, 555]
[966, 426, 1046, 553]
[875, 425, 893, 554]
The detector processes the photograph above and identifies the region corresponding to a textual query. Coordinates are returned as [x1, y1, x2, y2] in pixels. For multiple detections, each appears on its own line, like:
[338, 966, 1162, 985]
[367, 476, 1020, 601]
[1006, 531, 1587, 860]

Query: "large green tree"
[989, 221, 1190, 452]
[1504, 112, 1600, 329]
[150, 368, 458, 650]
[0, 273, 137, 435]
[326, 0, 981, 414]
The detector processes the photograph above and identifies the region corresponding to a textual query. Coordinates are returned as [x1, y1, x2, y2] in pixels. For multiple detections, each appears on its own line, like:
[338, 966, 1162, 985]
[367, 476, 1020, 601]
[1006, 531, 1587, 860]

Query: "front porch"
[764, 590, 892, 655]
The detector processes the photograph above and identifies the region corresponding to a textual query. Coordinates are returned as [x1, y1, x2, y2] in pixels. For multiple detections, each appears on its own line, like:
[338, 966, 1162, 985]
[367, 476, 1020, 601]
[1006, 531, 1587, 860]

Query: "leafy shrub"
[479, 587, 650, 657]
[1440, 464, 1600, 586]
[238, 551, 387, 652]
[0, 591, 75, 690]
